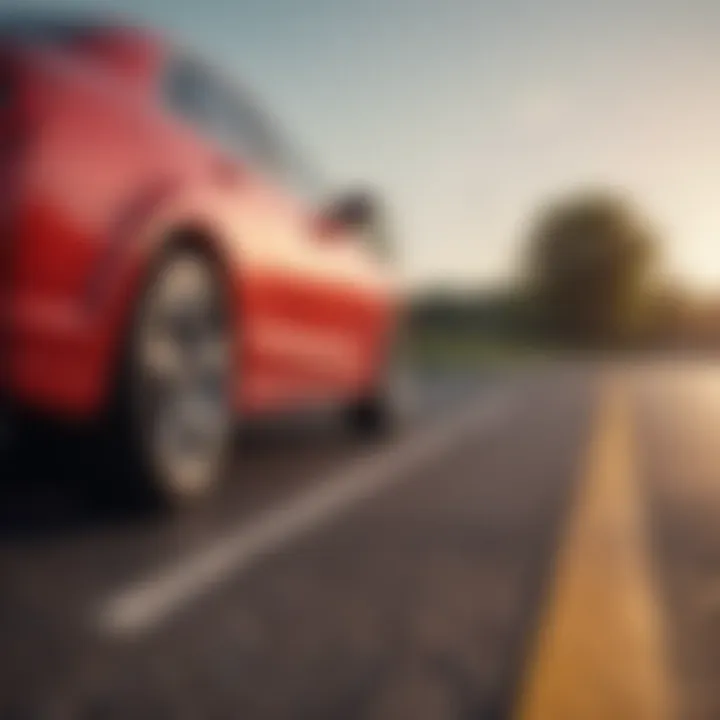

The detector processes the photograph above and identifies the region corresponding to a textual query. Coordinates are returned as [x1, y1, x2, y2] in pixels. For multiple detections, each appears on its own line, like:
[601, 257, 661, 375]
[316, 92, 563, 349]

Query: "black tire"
[97, 245, 235, 510]
[2, 407, 67, 483]
[345, 345, 411, 440]
[345, 392, 397, 439]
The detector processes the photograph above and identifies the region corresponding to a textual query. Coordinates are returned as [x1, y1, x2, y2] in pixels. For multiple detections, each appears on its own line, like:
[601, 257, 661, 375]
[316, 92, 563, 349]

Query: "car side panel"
[4, 43, 397, 422]
[2, 48, 238, 418]
[300, 231, 396, 396]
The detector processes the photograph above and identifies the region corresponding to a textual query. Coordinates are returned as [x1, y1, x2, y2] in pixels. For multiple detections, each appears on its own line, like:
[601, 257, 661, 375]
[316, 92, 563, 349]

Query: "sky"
[9, 0, 720, 289]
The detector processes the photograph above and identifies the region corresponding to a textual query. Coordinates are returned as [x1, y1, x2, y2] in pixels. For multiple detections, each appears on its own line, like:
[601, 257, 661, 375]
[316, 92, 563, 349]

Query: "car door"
[164, 56, 392, 410]
[211, 77, 345, 409]
[259, 156, 393, 400]
[162, 55, 313, 411]
[250, 153, 396, 400]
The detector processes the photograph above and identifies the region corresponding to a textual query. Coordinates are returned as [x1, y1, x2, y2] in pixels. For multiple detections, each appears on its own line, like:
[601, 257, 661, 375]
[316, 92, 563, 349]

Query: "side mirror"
[327, 191, 377, 229]
[315, 190, 393, 259]
[317, 190, 377, 238]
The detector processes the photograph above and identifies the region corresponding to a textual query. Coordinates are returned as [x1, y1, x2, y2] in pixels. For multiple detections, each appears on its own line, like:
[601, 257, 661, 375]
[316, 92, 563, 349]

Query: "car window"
[165, 56, 275, 164]
[219, 84, 278, 169]
[224, 93, 327, 204]
[164, 54, 216, 130]
[164, 53, 328, 203]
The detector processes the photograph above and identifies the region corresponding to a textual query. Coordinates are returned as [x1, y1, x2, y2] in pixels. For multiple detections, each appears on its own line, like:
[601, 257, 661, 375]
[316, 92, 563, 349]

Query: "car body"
[0, 14, 399, 502]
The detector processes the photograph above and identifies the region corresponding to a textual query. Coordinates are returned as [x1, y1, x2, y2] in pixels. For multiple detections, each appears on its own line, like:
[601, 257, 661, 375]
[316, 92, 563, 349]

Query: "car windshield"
[217, 68, 330, 203]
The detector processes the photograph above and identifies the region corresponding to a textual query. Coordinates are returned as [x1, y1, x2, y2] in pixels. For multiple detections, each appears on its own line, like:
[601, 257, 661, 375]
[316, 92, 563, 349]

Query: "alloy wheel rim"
[136, 257, 230, 497]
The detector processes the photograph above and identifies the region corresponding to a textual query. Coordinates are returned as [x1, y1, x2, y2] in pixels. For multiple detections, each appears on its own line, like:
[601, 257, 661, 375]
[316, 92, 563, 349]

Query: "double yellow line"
[515, 378, 675, 720]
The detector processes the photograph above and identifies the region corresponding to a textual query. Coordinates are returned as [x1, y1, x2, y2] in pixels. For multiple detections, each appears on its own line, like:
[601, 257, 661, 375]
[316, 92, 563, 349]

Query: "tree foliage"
[525, 190, 657, 344]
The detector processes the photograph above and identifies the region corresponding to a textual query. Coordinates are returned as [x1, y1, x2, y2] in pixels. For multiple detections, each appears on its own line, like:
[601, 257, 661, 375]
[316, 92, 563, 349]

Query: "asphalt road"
[1, 363, 719, 719]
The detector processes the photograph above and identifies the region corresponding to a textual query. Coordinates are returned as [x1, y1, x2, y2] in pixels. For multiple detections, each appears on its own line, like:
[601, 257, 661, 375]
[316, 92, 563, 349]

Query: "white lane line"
[96, 388, 516, 637]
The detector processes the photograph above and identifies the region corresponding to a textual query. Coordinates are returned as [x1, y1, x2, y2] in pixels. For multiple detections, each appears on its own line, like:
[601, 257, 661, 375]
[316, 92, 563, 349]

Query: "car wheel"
[106, 247, 234, 508]
[345, 347, 413, 439]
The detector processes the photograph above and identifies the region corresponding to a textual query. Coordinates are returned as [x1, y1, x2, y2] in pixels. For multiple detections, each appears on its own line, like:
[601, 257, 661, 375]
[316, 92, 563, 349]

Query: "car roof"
[0, 9, 149, 39]
[0, 9, 167, 87]
[0, 9, 166, 60]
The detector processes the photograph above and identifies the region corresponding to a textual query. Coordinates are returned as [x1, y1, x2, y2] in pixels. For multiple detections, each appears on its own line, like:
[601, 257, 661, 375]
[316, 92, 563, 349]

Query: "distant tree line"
[410, 188, 720, 352]
[409, 288, 525, 339]
[523, 189, 657, 346]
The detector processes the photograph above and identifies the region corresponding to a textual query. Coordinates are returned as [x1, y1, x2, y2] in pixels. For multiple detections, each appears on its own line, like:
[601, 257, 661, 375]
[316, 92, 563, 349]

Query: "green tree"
[525, 190, 657, 344]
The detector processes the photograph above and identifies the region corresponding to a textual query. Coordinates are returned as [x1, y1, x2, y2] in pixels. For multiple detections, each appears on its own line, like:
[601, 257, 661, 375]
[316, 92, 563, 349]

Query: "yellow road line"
[515, 378, 674, 720]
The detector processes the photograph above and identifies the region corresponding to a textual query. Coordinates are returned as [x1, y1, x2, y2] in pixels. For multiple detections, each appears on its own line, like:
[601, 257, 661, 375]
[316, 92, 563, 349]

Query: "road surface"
[1, 363, 719, 719]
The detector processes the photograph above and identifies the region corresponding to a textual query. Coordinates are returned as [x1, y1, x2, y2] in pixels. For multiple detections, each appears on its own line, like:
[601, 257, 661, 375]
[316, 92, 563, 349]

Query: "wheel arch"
[98, 220, 241, 418]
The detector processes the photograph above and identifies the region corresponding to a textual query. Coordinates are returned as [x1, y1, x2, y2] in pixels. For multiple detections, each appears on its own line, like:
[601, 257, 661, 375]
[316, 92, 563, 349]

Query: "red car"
[0, 14, 400, 506]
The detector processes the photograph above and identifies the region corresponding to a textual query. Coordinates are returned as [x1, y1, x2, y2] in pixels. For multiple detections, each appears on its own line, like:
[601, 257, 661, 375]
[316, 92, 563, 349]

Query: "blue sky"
[11, 0, 720, 289]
